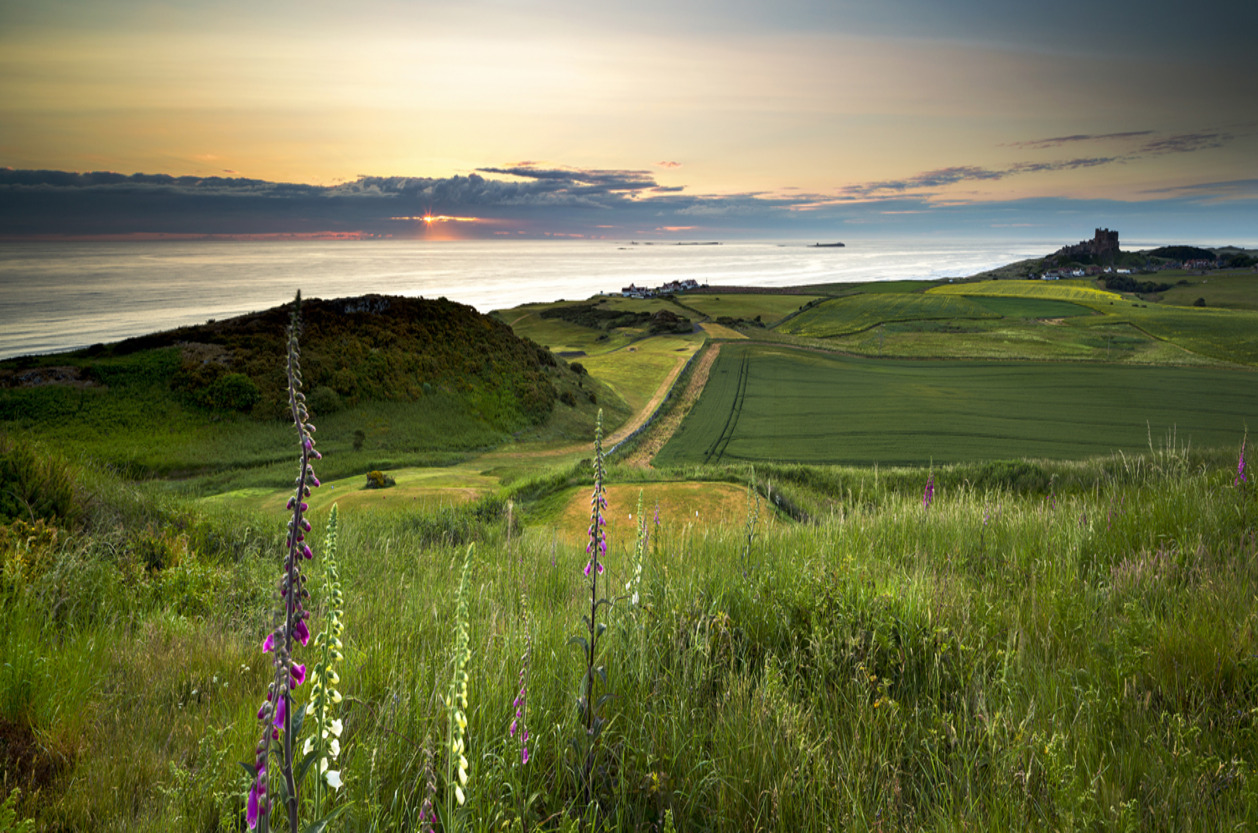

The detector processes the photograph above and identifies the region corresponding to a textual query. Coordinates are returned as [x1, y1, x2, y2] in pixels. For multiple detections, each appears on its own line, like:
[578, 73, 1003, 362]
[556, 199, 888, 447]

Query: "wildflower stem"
[248, 291, 319, 833]
[581, 410, 608, 809]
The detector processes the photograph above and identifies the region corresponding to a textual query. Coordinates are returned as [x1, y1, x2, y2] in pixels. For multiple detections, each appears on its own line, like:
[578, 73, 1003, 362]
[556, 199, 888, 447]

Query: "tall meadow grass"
[3, 411, 1256, 829]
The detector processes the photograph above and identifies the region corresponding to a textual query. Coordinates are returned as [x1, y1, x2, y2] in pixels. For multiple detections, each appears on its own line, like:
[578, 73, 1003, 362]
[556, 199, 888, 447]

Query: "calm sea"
[0, 238, 1061, 359]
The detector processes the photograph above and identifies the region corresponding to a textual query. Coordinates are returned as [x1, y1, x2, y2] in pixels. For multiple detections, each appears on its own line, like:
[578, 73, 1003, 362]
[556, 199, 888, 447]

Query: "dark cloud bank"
[2, 157, 1256, 243]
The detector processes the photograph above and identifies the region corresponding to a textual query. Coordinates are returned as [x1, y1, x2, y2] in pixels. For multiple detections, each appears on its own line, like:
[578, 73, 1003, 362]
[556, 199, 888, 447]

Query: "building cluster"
[1039, 266, 1132, 280]
[618, 278, 702, 298]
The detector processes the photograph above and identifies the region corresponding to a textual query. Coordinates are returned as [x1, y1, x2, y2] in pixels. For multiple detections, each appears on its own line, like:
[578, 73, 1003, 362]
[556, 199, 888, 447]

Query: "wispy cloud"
[1009, 131, 1153, 148]
[836, 157, 1122, 199]
[830, 126, 1240, 202]
[1140, 131, 1230, 154]
[1140, 178, 1258, 201]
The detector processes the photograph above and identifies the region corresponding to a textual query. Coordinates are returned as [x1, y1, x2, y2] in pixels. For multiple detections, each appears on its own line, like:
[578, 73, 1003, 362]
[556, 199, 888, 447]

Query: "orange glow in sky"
[392, 215, 482, 225]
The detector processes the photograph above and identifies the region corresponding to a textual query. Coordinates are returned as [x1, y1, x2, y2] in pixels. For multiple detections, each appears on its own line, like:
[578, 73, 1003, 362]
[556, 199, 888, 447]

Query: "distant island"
[811, 242, 845, 248]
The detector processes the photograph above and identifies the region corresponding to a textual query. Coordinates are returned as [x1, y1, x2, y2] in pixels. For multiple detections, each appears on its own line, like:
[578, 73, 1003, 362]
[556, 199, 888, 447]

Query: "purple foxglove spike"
[313, 451, 323, 460]
[294, 619, 310, 645]
[521, 746, 529, 764]
[286, 497, 295, 510]
[597, 563, 604, 574]
[247, 785, 260, 829]
[291, 663, 307, 686]
[584, 562, 592, 577]
[262, 633, 275, 652]
[273, 696, 286, 727]
[302, 544, 313, 559]
[510, 718, 518, 737]
[299, 503, 308, 512]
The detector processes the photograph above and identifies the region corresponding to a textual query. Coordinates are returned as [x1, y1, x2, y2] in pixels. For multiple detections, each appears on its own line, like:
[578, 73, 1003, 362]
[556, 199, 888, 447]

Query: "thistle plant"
[248, 291, 321, 832]
[302, 504, 345, 820]
[742, 468, 761, 576]
[573, 410, 611, 811]
[510, 614, 532, 766]
[1235, 433, 1248, 487]
[445, 544, 474, 828]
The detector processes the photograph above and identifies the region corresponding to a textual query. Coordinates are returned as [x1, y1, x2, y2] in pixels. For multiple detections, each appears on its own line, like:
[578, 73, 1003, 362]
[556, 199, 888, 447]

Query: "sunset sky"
[2, 0, 1255, 241]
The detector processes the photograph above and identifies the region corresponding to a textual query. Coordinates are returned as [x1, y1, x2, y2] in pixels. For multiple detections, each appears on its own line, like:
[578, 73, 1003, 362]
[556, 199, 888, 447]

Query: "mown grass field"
[655, 342, 1258, 466]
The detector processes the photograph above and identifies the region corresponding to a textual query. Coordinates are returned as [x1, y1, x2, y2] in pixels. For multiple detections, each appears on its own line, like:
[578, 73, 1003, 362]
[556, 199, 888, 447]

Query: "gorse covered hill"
[118, 294, 564, 425]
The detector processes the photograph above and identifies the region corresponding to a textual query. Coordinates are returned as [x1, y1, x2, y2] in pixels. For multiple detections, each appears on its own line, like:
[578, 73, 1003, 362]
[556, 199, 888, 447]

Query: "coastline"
[1, 238, 1055, 360]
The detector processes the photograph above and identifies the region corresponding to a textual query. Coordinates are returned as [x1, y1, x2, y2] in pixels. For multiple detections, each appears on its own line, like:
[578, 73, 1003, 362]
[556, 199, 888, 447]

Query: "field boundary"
[619, 342, 723, 467]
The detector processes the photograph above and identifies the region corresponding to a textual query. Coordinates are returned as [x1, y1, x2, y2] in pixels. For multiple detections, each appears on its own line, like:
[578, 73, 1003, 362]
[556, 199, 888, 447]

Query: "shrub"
[364, 471, 396, 489]
[307, 385, 343, 414]
[200, 372, 261, 412]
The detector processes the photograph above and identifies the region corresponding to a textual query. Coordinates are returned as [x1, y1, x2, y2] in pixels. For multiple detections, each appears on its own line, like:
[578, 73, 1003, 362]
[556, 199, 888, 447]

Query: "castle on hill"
[1054, 228, 1120, 260]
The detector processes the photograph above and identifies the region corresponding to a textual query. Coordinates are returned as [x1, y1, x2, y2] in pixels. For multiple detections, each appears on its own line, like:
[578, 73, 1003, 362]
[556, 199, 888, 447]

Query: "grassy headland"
[2, 245, 1257, 830]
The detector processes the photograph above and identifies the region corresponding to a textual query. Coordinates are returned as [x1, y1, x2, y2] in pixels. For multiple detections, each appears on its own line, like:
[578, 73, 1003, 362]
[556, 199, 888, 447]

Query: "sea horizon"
[0, 236, 1137, 360]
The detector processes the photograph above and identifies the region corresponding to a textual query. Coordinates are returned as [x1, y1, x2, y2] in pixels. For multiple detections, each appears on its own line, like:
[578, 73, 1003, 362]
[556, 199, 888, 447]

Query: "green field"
[655, 342, 1258, 466]
[1157, 270, 1258, 310]
[779, 292, 997, 337]
[497, 296, 700, 357]
[675, 292, 825, 325]
[577, 335, 699, 413]
[964, 295, 1093, 319]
